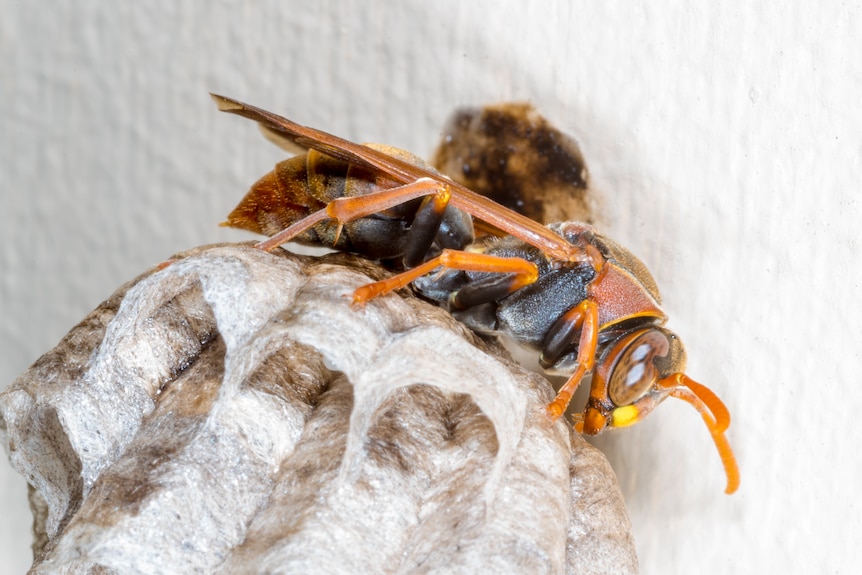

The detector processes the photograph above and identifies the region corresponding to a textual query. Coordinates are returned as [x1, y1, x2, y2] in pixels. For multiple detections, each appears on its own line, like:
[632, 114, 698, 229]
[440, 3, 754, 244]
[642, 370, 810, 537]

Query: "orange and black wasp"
[213, 94, 739, 494]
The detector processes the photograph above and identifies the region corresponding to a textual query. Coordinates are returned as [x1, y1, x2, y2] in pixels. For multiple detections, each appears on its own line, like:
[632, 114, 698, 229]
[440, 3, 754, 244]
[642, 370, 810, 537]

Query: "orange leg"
[545, 300, 600, 419]
[254, 178, 447, 252]
[351, 249, 539, 306]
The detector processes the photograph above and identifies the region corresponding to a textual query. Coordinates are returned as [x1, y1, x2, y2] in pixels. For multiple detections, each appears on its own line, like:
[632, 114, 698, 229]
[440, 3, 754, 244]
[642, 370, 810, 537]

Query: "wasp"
[213, 94, 739, 494]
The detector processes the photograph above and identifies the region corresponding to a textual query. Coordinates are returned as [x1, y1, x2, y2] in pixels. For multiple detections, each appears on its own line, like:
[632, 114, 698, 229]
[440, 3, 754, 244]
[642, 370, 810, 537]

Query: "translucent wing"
[211, 94, 585, 263]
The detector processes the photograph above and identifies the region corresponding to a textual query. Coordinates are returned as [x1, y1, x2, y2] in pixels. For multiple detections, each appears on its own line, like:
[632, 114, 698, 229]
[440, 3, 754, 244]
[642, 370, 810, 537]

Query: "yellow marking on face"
[610, 405, 640, 428]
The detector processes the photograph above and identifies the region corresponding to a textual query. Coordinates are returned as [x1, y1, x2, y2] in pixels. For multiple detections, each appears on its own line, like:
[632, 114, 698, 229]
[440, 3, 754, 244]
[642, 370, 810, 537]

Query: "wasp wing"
[212, 93, 415, 182]
[211, 93, 583, 263]
[257, 123, 307, 155]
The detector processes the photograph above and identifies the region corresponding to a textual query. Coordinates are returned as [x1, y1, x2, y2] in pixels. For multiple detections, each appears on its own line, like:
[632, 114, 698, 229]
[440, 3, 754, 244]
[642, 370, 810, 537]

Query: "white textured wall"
[1, 2, 859, 574]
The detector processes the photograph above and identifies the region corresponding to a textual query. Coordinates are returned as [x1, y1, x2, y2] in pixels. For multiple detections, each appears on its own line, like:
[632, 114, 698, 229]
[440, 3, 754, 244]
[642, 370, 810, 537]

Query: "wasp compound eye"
[607, 329, 669, 407]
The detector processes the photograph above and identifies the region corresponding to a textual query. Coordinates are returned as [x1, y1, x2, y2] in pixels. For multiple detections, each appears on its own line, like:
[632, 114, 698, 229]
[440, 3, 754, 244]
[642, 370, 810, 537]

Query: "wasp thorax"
[607, 329, 670, 406]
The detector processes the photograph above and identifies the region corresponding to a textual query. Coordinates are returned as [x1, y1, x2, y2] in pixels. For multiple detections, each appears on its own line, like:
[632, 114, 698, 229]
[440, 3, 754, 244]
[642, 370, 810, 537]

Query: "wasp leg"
[446, 273, 525, 309]
[351, 250, 539, 306]
[254, 178, 447, 252]
[544, 300, 600, 420]
[402, 187, 453, 268]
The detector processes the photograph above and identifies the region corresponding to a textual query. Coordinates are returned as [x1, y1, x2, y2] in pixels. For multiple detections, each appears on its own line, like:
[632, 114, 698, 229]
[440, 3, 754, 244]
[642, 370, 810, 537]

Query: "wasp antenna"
[669, 386, 740, 495]
[677, 375, 731, 434]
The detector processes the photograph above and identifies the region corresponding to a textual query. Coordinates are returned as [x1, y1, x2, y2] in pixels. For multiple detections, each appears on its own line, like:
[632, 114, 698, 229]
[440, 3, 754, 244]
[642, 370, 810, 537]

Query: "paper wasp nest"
[0, 244, 637, 574]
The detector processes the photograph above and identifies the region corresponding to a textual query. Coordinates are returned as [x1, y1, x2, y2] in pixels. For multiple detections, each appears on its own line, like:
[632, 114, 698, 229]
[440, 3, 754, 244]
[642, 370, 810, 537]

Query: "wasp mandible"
[213, 94, 739, 494]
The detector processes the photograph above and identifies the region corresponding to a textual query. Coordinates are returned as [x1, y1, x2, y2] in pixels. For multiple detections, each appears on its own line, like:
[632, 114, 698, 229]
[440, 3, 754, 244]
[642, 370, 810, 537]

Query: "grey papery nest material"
[0, 244, 637, 575]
